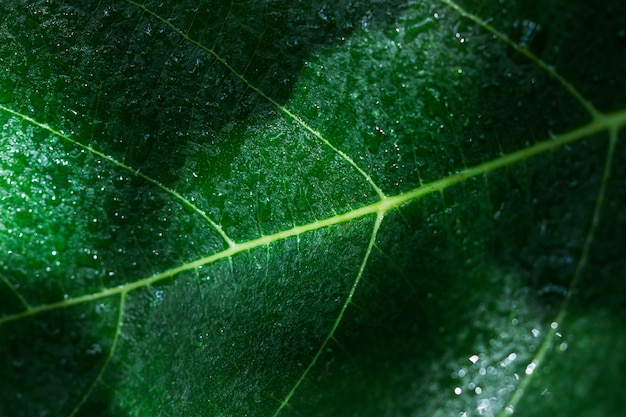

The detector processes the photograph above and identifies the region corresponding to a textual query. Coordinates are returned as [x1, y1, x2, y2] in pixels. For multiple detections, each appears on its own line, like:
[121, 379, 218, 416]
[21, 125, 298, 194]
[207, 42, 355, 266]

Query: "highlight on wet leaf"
[1, 0, 624, 416]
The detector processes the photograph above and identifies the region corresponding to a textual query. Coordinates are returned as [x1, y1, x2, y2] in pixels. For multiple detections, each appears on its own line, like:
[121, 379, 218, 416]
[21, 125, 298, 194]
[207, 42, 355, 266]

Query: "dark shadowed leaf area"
[1, 0, 625, 416]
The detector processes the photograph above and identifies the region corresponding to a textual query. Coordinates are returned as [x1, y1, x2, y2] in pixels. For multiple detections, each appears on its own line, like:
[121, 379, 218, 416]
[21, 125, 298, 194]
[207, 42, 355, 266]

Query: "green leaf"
[1, 0, 625, 416]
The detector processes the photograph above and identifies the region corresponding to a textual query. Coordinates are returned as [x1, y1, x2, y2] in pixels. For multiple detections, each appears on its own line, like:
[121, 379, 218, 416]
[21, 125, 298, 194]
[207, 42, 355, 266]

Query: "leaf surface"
[1, 0, 625, 416]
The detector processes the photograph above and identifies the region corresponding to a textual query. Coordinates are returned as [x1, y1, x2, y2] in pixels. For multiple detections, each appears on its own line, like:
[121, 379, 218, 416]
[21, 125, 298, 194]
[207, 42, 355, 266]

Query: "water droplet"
[477, 398, 491, 413]
[86, 343, 102, 355]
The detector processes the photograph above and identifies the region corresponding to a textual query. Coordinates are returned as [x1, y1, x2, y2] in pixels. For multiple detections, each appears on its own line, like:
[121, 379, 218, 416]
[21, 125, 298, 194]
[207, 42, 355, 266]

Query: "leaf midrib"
[1, 107, 624, 325]
[1, 2, 624, 416]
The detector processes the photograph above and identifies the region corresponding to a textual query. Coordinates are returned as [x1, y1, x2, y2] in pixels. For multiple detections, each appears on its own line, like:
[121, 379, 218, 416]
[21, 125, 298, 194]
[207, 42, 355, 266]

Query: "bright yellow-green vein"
[1, 108, 624, 326]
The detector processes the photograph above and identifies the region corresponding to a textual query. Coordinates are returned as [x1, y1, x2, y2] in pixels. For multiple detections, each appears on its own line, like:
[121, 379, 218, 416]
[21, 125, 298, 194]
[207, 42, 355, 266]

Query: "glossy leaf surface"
[1, 1, 625, 416]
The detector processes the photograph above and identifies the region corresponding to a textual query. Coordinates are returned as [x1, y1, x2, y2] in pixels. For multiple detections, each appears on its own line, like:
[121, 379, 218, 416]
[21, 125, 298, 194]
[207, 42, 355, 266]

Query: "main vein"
[2, 109, 624, 326]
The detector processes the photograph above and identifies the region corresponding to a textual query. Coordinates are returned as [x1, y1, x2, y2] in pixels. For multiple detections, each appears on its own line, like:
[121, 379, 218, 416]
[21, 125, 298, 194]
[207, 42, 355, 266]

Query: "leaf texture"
[1, 0, 625, 416]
